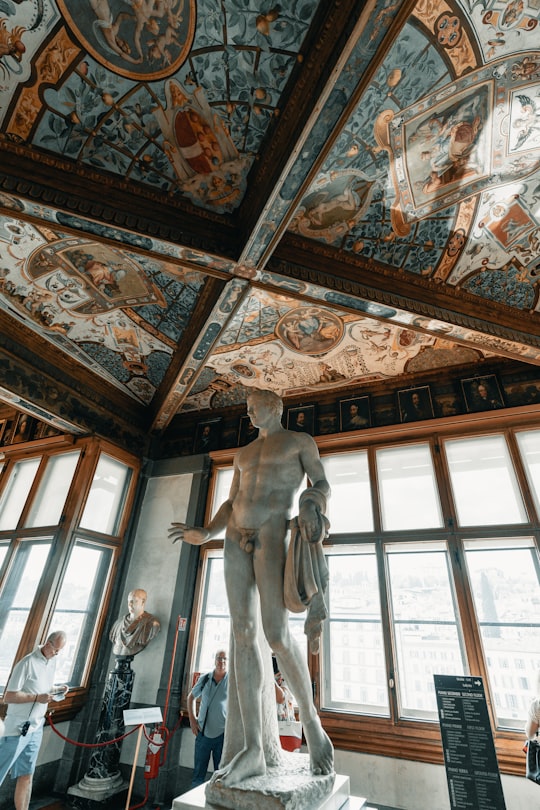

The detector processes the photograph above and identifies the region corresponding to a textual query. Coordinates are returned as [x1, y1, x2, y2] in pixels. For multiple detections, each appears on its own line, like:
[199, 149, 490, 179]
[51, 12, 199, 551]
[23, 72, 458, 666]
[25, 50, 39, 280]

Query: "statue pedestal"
[172, 755, 367, 810]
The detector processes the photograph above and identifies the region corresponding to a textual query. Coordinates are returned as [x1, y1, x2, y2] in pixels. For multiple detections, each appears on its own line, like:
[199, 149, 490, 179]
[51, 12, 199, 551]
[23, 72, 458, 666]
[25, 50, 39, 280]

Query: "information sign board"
[434, 674, 506, 810]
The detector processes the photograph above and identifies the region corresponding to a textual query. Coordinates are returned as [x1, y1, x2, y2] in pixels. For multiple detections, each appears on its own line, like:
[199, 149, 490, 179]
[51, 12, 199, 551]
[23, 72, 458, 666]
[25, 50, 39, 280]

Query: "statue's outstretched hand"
[168, 523, 209, 546]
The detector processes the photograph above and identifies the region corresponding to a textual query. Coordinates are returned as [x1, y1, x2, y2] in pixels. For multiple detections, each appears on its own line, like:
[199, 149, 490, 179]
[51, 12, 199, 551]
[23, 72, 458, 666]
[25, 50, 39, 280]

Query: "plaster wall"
[334, 749, 535, 810]
[117, 470, 193, 767]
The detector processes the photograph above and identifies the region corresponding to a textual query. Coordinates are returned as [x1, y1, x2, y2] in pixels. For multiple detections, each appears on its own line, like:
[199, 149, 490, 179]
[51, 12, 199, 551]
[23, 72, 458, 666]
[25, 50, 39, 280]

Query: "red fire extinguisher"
[144, 728, 164, 780]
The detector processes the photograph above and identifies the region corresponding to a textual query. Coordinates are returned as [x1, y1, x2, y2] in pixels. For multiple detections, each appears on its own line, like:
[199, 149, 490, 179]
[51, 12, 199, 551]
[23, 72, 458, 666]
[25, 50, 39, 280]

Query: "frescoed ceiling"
[0, 0, 539, 445]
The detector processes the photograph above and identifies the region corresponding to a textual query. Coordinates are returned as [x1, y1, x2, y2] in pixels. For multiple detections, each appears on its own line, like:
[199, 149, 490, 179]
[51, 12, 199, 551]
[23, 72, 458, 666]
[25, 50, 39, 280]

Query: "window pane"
[445, 435, 526, 526]
[322, 546, 389, 715]
[193, 549, 307, 691]
[210, 468, 234, 539]
[194, 553, 230, 674]
[80, 454, 131, 535]
[376, 444, 443, 530]
[322, 452, 373, 534]
[49, 540, 113, 687]
[25, 451, 81, 528]
[516, 430, 540, 519]
[0, 543, 8, 572]
[0, 541, 52, 690]
[0, 457, 41, 530]
[387, 543, 466, 719]
[463, 538, 540, 730]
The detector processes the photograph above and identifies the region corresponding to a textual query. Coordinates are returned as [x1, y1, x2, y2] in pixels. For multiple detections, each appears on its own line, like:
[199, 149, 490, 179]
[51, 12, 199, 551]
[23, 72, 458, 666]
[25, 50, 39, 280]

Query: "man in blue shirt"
[187, 650, 228, 788]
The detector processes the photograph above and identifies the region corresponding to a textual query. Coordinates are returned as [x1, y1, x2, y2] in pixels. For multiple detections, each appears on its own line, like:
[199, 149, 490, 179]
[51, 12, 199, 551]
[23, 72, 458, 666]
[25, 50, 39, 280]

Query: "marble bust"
[109, 588, 160, 657]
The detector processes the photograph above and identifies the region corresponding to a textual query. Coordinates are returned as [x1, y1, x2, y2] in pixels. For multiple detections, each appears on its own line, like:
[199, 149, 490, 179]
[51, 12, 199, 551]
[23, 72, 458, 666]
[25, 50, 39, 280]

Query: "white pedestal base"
[172, 772, 367, 810]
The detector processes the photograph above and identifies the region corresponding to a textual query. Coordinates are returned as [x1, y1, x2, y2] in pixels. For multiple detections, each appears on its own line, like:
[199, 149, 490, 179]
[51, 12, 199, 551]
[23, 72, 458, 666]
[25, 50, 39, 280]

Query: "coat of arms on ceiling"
[154, 80, 251, 213]
[57, 0, 196, 80]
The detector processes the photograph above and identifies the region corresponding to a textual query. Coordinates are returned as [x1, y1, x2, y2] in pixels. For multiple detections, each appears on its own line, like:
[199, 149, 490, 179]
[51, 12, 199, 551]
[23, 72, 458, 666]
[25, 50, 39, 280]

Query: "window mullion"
[367, 446, 382, 533]
[431, 435, 457, 530]
[446, 535, 503, 737]
[507, 430, 539, 526]
[445, 537, 484, 675]
[376, 539, 398, 722]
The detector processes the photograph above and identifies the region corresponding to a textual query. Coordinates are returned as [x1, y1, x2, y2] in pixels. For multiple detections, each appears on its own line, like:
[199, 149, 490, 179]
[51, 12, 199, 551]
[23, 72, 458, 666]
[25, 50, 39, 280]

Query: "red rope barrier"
[46, 711, 141, 747]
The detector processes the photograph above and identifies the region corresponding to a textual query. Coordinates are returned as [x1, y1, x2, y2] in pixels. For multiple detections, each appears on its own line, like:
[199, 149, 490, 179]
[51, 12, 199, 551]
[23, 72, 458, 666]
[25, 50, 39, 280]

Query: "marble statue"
[169, 388, 334, 790]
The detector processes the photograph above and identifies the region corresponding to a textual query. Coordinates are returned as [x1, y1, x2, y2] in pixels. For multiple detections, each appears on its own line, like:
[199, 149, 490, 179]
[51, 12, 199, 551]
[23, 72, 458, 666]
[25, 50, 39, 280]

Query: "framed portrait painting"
[398, 386, 434, 423]
[8, 413, 35, 444]
[461, 375, 504, 413]
[35, 422, 61, 439]
[193, 418, 222, 454]
[339, 396, 371, 431]
[286, 405, 315, 435]
[238, 416, 259, 446]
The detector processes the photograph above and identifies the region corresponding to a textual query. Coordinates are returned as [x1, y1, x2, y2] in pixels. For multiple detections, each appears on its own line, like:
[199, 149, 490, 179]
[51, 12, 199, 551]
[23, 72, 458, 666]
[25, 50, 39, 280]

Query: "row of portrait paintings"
[192, 374, 507, 452]
[0, 413, 61, 446]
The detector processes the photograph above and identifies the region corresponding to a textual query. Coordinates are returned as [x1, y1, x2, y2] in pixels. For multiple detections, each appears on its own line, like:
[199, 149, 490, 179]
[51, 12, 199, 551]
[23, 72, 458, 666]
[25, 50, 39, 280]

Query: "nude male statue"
[169, 388, 334, 785]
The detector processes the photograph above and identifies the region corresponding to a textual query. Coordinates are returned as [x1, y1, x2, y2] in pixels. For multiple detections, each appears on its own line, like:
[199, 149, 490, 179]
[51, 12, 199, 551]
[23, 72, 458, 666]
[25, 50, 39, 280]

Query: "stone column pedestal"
[68, 656, 134, 803]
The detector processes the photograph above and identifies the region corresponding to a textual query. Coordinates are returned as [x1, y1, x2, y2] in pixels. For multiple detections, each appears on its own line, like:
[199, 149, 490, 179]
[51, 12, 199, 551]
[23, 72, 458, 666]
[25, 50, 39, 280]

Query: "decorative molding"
[267, 254, 540, 353]
[0, 141, 238, 255]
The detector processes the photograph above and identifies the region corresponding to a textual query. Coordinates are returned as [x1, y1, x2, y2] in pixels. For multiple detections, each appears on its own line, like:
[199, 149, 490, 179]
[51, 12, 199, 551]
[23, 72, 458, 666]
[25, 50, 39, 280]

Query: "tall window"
[189, 424, 540, 775]
[0, 437, 139, 700]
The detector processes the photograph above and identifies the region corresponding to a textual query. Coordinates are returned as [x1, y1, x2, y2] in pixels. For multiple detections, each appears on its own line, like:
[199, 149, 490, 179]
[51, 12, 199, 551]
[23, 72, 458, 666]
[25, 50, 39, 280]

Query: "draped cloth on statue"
[284, 515, 330, 655]
[109, 611, 160, 657]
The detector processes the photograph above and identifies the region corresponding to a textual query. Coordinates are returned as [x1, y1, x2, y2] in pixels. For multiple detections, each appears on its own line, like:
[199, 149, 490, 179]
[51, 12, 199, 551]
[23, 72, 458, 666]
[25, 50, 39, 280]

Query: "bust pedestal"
[67, 656, 134, 803]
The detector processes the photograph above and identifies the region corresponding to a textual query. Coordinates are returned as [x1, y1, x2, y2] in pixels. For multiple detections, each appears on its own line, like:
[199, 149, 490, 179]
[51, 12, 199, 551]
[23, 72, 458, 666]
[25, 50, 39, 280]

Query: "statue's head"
[128, 589, 147, 617]
[246, 388, 283, 420]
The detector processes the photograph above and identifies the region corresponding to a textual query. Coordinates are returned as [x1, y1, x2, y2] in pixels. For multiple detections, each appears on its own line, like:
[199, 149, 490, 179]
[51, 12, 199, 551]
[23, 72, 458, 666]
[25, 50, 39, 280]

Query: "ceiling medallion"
[57, 0, 196, 80]
[275, 306, 344, 356]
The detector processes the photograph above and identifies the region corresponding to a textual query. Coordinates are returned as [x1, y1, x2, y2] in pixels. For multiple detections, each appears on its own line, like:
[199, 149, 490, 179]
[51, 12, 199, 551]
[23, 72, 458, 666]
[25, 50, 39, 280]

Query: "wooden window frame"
[0, 434, 140, 720]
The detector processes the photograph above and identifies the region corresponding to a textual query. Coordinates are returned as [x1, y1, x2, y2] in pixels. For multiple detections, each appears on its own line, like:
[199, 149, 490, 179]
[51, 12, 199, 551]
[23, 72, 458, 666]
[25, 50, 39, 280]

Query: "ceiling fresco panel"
[56, 0, 197, 80]
[1, 0, 540, 438]
[0, 215, 210, 404]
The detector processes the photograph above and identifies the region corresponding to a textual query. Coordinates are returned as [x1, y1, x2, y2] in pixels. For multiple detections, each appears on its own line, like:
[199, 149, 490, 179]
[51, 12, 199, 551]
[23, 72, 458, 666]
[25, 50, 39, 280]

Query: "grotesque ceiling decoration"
[0, 0, 539, 447]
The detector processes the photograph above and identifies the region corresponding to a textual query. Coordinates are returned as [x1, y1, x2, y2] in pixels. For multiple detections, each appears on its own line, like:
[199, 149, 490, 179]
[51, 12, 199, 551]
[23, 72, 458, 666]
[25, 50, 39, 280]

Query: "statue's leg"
[255, 523, 334, 776]
[213, 537, 266, 785]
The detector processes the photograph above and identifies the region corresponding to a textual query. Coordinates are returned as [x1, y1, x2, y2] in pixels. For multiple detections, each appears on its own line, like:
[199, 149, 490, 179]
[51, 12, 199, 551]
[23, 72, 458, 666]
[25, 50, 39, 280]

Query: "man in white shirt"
[0, 631, 68, 810]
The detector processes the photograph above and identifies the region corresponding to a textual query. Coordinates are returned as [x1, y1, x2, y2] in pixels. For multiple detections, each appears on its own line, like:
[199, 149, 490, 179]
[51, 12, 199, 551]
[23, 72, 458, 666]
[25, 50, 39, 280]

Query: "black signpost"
[434, 674, 507, 810]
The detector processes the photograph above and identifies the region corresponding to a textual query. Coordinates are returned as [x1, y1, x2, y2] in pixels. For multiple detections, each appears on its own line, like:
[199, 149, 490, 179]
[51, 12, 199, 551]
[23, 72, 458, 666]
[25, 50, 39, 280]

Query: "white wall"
[117, 471, 193, 766]
[334, 749, 536, 810]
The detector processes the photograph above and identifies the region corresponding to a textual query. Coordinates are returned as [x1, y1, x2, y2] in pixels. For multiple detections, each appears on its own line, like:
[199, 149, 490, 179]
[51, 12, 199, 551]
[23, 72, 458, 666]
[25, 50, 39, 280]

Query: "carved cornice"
[0, 139, 240, 256]
[268, 249, 540, 352]
[0, 312, 148, 445]
[272, 237, 540, 344]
